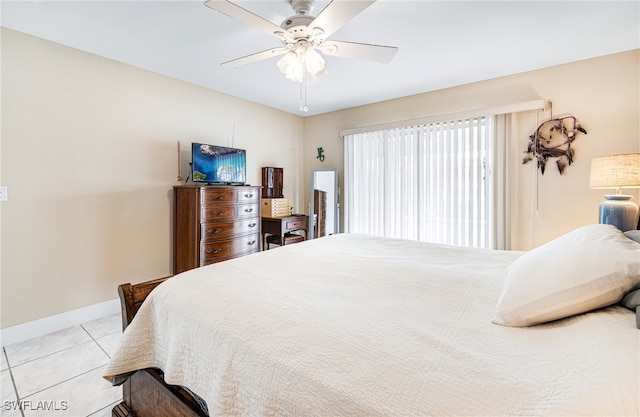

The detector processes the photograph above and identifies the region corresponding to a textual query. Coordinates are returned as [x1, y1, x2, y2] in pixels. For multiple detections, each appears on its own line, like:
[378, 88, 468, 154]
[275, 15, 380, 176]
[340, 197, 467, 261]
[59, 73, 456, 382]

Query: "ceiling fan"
[203, 0, 398, 83]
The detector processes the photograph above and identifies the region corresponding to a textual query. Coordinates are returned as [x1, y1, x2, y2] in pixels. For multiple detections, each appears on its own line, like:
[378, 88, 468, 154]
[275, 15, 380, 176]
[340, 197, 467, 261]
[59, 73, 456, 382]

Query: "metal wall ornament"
[523, 114, 587, 175]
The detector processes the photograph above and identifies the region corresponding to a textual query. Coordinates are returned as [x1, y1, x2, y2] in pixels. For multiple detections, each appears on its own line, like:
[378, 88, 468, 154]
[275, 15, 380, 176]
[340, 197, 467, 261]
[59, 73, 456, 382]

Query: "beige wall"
[302, 50, 640, 251]
[1, 29, 304, 328]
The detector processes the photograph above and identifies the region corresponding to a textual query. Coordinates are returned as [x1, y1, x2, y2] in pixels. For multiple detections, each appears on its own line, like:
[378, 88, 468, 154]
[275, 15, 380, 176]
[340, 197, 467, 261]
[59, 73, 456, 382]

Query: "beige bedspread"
[104, 234, 639, 416]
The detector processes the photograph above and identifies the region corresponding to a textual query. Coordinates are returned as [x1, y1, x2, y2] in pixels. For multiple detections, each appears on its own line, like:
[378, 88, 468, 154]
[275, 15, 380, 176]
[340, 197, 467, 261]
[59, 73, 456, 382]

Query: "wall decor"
[523, 114, 587, 174]
[316, 147, 325, 162]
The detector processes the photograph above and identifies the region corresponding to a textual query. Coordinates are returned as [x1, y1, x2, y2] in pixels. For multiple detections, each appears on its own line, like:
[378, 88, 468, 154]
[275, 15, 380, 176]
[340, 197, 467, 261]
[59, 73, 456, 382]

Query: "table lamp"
[589, 153, 640, 231]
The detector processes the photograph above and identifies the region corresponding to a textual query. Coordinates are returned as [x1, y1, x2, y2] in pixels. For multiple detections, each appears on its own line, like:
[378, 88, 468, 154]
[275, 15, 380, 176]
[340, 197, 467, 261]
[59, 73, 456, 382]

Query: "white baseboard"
[0, 298, 120, 347]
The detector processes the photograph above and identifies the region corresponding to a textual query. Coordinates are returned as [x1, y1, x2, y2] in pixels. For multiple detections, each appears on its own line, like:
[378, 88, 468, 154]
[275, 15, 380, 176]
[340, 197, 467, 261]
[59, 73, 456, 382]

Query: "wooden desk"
[261, 215, 308, 249]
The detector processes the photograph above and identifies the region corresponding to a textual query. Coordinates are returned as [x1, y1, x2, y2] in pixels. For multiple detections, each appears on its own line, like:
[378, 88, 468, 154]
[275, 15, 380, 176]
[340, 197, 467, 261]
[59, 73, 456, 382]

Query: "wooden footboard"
[117, 276, 172, 331]
[112, 276, 207, 417]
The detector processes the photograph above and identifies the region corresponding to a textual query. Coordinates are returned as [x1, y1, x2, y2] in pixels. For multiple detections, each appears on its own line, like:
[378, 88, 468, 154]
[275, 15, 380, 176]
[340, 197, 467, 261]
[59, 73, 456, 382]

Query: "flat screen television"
[191, 142, 246, 185]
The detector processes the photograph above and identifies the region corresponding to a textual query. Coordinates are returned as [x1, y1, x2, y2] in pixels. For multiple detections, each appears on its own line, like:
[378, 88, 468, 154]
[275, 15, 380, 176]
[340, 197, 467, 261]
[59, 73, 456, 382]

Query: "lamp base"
[598, 195, 639, 232]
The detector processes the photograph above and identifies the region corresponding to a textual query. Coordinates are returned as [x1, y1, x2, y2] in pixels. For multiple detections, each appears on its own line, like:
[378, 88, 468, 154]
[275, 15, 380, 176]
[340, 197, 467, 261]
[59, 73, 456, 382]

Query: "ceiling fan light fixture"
[277, 50, 303, 82]
[277, 43, 327, 83]
[304, 47, 327, 80]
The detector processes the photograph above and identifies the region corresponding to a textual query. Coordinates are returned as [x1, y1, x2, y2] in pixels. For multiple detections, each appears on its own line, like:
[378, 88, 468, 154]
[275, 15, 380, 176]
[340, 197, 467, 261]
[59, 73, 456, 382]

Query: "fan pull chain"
[299, 70, 309, 112]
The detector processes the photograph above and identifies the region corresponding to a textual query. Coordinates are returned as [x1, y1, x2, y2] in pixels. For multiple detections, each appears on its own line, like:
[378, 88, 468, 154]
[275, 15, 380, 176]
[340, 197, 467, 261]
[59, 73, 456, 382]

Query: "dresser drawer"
[200, 218, 259, 241]
[235, 188, 260, 203]
[200, 188, 260, 206]
[201, 245, 260, 266]
[201, 188, 235, 206]
[200, 233, 260, 262]
[201, 203, 259, 221]
[284, 218, 307, 232]
[236, 203, 259, 218]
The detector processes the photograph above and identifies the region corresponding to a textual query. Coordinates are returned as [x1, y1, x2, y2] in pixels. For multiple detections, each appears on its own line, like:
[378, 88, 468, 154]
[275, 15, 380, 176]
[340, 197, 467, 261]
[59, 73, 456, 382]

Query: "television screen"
[191, 143, 246, 185]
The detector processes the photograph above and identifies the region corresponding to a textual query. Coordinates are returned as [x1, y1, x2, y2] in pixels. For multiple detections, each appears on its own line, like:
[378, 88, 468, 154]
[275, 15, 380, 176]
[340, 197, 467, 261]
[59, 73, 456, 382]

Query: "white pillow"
[493, 224, 640, 327]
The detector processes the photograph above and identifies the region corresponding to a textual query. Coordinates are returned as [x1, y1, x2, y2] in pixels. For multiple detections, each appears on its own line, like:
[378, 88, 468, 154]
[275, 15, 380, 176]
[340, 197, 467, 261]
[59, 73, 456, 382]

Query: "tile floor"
[1, 313, 122, 417]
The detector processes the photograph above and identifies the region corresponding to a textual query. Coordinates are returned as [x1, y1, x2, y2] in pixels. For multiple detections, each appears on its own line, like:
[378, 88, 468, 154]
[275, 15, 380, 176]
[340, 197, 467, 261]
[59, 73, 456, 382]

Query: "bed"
[104, 224, 640, 417]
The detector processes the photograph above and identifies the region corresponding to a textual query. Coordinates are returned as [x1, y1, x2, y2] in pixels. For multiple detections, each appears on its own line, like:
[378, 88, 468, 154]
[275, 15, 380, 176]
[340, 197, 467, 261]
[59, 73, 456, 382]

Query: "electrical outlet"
[0, 186, 8, 202]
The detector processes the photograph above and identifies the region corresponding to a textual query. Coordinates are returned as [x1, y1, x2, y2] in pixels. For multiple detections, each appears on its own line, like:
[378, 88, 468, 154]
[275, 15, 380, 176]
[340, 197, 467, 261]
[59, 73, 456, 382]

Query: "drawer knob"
[244, 208, 254, 213]
[247, 240, 256, 246]
[206, 248, 222, 254]
[248, 223, 257, 228]
[207, 227, 223, 234]
[244, 193, 254, 198]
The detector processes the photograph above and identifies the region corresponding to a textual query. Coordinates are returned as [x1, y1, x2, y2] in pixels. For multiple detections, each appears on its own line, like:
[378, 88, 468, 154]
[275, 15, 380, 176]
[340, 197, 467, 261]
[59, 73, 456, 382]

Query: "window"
[344, 116, 494, 248]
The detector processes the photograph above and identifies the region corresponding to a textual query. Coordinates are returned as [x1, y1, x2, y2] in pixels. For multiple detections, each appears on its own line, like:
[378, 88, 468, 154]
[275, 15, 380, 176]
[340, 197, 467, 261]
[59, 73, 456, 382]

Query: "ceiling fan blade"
[320, 40, 398, 63]
[204, 0, 293, 43]
[309, 0, 376, 39]
[221, 47, 290, 68]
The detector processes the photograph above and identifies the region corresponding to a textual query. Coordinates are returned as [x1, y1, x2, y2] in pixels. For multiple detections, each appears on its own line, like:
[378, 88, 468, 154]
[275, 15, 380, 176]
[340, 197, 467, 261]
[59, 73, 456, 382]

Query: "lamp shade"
[589, 153, 640, 231]
[589, 153, 640, 190]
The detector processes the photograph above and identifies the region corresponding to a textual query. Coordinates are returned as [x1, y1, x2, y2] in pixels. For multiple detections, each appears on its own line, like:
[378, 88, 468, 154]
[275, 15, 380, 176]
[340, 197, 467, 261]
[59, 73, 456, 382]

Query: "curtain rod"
[339, 99, 547, 137]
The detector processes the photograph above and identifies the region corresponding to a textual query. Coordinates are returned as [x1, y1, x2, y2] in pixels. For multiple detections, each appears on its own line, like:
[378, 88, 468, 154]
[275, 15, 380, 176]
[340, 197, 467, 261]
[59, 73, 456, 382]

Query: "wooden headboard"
[117, 275, 173, 331]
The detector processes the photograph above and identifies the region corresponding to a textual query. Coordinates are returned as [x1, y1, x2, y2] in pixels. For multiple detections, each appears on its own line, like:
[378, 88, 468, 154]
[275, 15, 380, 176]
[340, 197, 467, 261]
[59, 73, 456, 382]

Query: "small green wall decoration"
[523, 115, 587, 175]
[316, 147, 325, 162]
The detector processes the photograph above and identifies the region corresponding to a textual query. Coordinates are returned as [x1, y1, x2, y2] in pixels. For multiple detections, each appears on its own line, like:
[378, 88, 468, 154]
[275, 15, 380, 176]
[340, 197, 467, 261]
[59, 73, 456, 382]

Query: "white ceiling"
[2, 1, 639, 116]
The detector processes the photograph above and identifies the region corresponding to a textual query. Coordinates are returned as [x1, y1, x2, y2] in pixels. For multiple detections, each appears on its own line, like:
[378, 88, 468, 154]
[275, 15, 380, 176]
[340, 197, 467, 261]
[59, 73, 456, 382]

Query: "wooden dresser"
[173, 185, 261, 274]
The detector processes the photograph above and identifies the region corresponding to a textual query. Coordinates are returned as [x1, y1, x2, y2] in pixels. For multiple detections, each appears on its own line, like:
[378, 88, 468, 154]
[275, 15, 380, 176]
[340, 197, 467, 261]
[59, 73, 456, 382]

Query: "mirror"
[309, 169, 339, 239]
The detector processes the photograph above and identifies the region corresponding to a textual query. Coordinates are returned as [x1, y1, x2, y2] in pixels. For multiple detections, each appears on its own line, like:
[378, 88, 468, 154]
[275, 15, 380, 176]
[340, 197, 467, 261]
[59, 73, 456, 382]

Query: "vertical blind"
[344, 116, 493, 248]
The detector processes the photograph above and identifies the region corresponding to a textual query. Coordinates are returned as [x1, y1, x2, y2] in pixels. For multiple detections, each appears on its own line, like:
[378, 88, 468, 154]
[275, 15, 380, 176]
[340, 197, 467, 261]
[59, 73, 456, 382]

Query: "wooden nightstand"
[261, 214, 308, 250]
